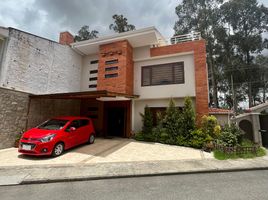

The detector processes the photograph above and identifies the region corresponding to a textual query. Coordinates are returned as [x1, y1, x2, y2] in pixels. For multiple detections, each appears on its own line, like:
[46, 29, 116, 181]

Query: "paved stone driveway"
[0, 138, 213, 167]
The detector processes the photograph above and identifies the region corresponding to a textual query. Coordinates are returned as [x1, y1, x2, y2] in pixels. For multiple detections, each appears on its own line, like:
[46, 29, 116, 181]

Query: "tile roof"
[208, 108, 233, 114]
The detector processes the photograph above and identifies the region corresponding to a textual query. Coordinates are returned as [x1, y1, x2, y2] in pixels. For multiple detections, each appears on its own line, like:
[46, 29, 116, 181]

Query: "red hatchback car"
[18, 116, 95, 157]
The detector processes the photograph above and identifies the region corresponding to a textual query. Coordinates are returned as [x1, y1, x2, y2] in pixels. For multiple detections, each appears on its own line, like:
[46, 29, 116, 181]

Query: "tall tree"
[256, 55, 268, 103]
[74, 25, 99, 42]
[109, 14, 135, 33]
[221, 0, 268, 108]
[174, 0, 223, 108]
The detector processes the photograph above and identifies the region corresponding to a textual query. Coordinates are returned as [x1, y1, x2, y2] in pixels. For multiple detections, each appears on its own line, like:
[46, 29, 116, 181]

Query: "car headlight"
[40, 134, 56, 143]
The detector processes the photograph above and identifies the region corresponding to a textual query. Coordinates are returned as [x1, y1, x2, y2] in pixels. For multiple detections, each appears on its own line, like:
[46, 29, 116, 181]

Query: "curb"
[19, 166, 268, 185]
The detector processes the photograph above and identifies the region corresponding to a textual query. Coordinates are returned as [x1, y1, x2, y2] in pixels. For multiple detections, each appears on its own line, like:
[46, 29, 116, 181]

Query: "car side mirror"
[70, 127, 76, 132]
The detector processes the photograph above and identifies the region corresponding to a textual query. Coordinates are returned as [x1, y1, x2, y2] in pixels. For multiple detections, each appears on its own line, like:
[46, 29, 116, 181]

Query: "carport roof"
[29, 90, 139, 99]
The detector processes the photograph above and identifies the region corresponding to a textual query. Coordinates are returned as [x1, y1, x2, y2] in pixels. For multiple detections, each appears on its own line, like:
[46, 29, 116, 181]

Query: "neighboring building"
[208, 108, 232, 126]
[0, 26, 209, 149]
[233, 102, 268, 146]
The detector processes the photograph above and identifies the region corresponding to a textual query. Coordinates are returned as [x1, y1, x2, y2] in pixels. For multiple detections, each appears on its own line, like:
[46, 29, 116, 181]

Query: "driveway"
[0, 138, 213, 167]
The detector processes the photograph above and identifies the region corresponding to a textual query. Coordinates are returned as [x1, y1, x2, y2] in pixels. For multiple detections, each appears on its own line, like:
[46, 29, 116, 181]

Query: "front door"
[106, 107, 125, 137]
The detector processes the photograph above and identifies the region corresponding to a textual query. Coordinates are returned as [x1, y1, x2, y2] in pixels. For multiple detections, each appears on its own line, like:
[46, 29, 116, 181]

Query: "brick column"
[97, 40, 134, 95]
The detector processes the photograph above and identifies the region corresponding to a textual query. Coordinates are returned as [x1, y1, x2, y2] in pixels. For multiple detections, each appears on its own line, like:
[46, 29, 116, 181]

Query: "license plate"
[22, 144, 32, 150]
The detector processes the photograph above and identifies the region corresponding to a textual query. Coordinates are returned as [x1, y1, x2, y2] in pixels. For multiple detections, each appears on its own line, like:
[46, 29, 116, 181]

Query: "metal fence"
[214, 143, 259, 155]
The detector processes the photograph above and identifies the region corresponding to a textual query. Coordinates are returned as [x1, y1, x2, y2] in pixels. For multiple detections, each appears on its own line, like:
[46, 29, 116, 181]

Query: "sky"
[0, 0, 267, 42]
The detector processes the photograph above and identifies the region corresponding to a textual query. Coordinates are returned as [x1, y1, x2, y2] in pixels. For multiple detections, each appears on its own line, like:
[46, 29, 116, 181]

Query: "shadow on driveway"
[17, 137, 131, 161]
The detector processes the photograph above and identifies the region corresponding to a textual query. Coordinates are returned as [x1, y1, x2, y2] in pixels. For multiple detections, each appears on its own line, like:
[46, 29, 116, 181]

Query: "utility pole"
[231, 74, 236, 115]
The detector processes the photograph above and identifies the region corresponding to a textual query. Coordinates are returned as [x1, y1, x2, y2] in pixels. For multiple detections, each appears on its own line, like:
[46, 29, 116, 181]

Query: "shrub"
[188, 129, 212, 149]
[162, 99, 182, 144]
[140, 105, 153, 135]
[200, 115, 221, 139]
[181, 97, 195, 138]
[217, 123, 242, 147]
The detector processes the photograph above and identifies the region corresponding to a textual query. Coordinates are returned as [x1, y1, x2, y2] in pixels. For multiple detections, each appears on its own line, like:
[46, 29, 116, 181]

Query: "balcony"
[170, 32, 201, 44]
[153, 32, 202, 48]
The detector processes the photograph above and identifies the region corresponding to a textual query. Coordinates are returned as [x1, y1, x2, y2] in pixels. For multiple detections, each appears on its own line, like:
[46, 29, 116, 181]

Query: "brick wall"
[97, 40, 134, 95]
[150, 40, 208, 121]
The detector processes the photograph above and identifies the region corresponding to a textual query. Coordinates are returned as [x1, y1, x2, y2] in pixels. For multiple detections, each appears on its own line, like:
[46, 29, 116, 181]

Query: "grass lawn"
[214, 147, 266, 160]
[213, 139, 267, 160]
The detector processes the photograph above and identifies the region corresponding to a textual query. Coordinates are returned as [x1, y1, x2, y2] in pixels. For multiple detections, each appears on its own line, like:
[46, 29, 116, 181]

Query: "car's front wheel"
[52, 143, 64, 157]
[88, 134, 95, 144]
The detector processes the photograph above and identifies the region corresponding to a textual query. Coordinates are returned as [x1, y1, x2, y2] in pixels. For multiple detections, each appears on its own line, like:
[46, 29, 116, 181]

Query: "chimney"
[59, 31, 74, 45]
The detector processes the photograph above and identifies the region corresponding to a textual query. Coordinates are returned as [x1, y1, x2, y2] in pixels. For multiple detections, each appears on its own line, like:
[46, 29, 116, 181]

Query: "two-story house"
[0, 26, 208, 148]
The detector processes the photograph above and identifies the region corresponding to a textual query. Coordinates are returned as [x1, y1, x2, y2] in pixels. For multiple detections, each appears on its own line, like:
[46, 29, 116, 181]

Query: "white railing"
[170, 32, 201, 44]
[150, 32, 202, 48]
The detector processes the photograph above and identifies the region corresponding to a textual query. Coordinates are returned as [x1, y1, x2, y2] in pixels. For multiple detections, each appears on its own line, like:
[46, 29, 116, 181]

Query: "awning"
[29, 90, 139, 99]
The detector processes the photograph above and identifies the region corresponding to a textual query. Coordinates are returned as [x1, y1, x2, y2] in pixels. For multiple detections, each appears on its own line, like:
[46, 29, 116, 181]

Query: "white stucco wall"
[132, 98, 196, 132]
[211, 114, 230, 126]
[133, 46, 151, 61]
[133, 53, 196, 99]
[0, 29, 82, 94]
[81, 54, 99, 91]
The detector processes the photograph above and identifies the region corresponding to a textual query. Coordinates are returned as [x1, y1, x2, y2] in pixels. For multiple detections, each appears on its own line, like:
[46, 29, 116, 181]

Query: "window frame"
[141, 62, 185, 87]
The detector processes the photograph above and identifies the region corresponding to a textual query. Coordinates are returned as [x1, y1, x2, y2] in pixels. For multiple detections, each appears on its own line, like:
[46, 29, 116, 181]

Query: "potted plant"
[14, 131, 23, 148]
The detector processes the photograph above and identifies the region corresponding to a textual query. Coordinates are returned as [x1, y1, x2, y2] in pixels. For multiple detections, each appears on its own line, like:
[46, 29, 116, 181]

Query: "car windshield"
[38, 119, 69, 130]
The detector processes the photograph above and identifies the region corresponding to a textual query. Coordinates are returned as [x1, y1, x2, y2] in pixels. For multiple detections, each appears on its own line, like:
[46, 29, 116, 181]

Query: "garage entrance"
[28, 90, 136, 138]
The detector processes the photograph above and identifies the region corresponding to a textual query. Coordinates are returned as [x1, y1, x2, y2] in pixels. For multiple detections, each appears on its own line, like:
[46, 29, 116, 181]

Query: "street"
[1, 170, 268, 200]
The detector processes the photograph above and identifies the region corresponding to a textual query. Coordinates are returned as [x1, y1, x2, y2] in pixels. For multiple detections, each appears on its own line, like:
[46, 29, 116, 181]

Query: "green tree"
[140, 105, 153, 135]
[74, 25, 99, 42]
[221, 0, 268, 108]
[255, 55, 268, 103]
[163, 99, 181, 144]
[181, 97, 195, 138]
[109, 14, 135, 33]
[174, 0, 223, 108]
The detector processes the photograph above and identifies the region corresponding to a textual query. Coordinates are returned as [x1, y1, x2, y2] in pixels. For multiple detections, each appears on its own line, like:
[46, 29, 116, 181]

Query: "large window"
[141, 62, 184, 86]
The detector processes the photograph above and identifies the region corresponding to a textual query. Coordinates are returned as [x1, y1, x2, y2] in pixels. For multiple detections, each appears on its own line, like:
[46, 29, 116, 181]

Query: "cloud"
[0, 0, 267, 43]
[0, 0, 179, 41]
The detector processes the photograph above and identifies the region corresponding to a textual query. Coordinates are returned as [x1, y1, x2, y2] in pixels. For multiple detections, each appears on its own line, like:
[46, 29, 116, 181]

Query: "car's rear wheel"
[52, 143, 64, 157]
[88, 134, 95, 144]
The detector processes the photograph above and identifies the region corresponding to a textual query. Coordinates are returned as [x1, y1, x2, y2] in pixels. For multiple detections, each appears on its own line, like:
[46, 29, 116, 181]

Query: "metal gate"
[259, 114, 268, 147]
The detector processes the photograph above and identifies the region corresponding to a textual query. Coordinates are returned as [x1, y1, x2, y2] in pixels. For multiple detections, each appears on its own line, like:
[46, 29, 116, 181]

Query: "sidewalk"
[1, 155, 268, 186]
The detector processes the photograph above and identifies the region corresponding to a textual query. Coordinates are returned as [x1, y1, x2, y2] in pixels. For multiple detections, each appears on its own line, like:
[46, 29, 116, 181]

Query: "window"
[87, 115, 98, 119]
[89, 84, 97, 88]
[105, 59, 118, 65]
[89, 77, 97, 81]
[90, 70, 98, 74]
[90, 60, 98, 64]
[105, 73, 118, 78]
[65, 120, 80, 132]
[38, 119, 68, 130]
[79, 119, 90, 127]
[141, 62, 184, 86]
[105, 66, 118, 71]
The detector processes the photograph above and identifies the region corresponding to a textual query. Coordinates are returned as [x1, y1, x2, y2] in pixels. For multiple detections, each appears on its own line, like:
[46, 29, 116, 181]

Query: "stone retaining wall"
[0, 87, 29, 149]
